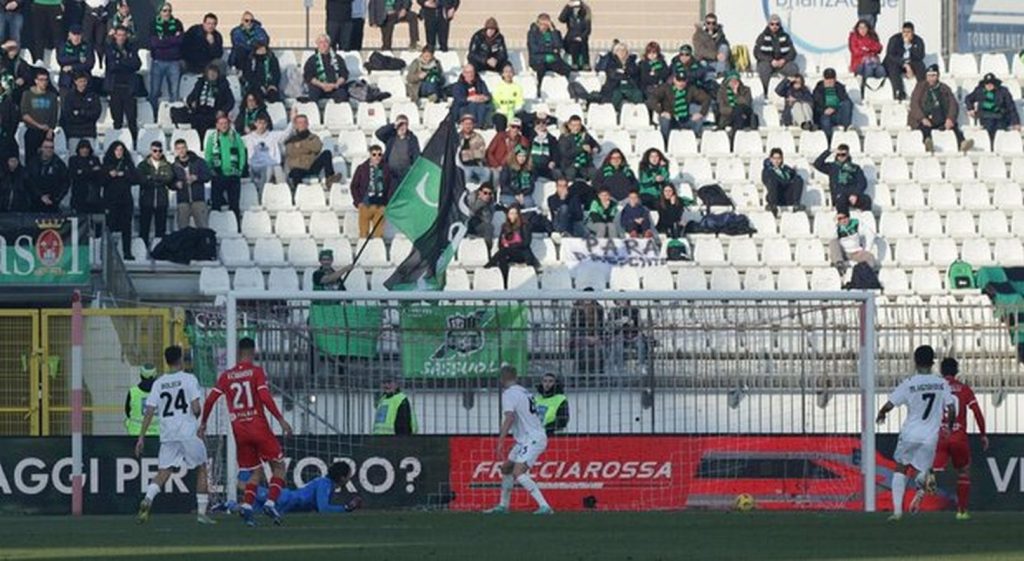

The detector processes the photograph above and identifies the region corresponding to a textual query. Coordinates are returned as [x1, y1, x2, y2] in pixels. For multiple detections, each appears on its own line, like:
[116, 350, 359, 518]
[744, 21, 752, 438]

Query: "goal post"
[213, 290, 877, 512]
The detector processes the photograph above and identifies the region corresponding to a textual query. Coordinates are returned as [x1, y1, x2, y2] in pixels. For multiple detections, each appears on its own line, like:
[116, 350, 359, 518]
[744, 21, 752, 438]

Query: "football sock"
[892, 472, 907, 516]
[196, 493, 209, 515]
[499, 475, 514, 508]
[957, 473, 970, 512]
[516, 473, 549, 508]
[268, 476, 285, 503]
[914, 470, 929, 488]
[144, 482, 160, 502]
[243, 482, 258, 506]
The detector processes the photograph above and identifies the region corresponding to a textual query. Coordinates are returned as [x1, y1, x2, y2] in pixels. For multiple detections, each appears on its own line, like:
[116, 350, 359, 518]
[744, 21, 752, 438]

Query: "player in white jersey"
[133, 346, 215, 525]
[484, 365, 553, 515]
[876, 345, 955, 521]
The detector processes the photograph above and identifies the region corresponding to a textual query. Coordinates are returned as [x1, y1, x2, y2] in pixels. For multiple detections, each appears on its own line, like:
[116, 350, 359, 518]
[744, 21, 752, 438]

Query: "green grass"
[1, 511, 1022, 561]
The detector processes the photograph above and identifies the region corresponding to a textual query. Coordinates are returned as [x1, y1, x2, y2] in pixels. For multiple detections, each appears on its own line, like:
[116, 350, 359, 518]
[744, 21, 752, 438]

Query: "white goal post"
[216, 290, 878, 512]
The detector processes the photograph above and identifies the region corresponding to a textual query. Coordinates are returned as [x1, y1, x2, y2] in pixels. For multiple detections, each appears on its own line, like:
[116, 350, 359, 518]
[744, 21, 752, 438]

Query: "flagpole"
[341, 216, 384, 284]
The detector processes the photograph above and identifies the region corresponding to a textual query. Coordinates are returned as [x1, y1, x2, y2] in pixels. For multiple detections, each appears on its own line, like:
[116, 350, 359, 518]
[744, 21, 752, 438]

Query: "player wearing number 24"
[198, 337, 293, 527]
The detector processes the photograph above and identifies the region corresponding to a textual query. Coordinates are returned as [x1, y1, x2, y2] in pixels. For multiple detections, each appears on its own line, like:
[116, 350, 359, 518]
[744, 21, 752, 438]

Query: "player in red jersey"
[919, 357, 988, 520]
[198, 337, 293, 526]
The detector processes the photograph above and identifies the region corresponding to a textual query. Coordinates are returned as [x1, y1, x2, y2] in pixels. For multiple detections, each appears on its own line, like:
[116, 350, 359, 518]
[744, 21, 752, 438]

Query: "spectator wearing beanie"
[965, 72, 1020, 149]
[242, 42, 282, 103]
[753, 13, 799, 96]
[467, 17, 507, 73]
[909, 64, 973, 153]
[648, 71, 710, 143]
[717, 71, 756, 132]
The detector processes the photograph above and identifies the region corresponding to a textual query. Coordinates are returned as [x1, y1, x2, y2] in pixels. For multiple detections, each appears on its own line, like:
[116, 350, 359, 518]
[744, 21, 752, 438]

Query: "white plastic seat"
[896, 130, 926, 156]
[765, 131, 796, 156]
[601, 129, 631, 155]
[716, 158, 747, 184]
[261, 183, 294, 212]
[812, 212, 836, 239]
[911, 267, 945, 295]
[700, 129, 731, 156]
[980, 53, 1010, 77]
[762, 238, 792, 266]
[208, 210, 240, 239]
[945, 210, 977, 238]
[680, 157, 714, 186]
[978, 210, 1010, 238]
[321, 237, 354, 265]
[895, 238, 927, 266]
[634, 129, 665, 155]
[709, 267, 741, 291]
[801, 184, 827, 210]
[676, 268, 707, 290]
[961, 238, 994, 266]
[747, 211, 777, 238]
[894, 183, 926, 211]
[732, 130, 763, 157]
[994, 238, 1024, 265]
[960, 182, 991, 211]
[586, 103, 618, 132]
[927, 183, 958, 211]
[295, 184, 328, 212]
[830, 130, 860, 153]
[727, 238, 759, 267]
[994, 183, 1024, 209]
[309, 211, 341, 239]
[912, 210, 944, 238]
[879, 104, 909, 132]
[233, 267, 266, 291]
[1013, 210, 1024, 235]
[931, 130, 960, 154]
[134, 128, 166, 154]
[795, 238, 827, 266]
[240, 182, 260, 211]
[693, 238, 726, 265]
[949, 53, 979, 78]
[253, 238, 286, 266]
[978, 155, 1007, 181]
[609, 267, 641, 291]
[274, 211, 307, 239]
[994, 130, 1024, 155]
[199, 266, 231, 295]
[912, 157, 943, 183]
[469, 267, 504, 290]
[944, 156, 974, 182]
[389, 237, 412, 265]
[620, 103, 653, 131]
[879, 157, 910, 183]
[779, 213, 811, 238]
[268, 267, 300, 292]
[444, 268, 471, 291]
[423, 102, 450, 129]
[530, 238, 559, 267]
[798, 130, 828, 156]
[540, 267, 573, 290]
[878, 268, 910, 295]
[356, 102, 387, 131]
[809, 267, 841, 291]
[667, 129, 698, 158]
[358, 238, 389, 267]
[862, 130, 894, 156]
[241, 210, 273, 239]
[927, 238, 959, 266]
[641, 267, 675, 290]
[879, 211, 910, 238]
[743, 268, 775, 291]
[457, 237, 490, 267]
[776, 267, 808, 291]
[218, 237, 251, 267]
[287, 237, 320, 267]
[343, 268, 368, 292]
[507, 267, 539, 292]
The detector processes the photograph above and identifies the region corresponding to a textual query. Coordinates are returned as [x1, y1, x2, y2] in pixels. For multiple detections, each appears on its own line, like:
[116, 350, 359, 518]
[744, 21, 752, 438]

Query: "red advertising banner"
[450, 435, 909, 512]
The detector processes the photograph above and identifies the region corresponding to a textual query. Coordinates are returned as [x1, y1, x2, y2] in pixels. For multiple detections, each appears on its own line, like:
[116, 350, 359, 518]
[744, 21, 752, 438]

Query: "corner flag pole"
[70, 290, 84, 516]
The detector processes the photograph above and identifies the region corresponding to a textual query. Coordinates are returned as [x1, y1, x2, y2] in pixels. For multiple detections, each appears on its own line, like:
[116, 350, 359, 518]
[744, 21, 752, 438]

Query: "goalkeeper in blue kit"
[214, 462, 363, 515]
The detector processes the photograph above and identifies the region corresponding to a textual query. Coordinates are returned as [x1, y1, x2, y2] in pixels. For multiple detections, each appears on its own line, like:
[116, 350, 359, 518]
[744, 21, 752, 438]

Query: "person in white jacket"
[243, 113, 289, 193]
[829, 204, 877, 273]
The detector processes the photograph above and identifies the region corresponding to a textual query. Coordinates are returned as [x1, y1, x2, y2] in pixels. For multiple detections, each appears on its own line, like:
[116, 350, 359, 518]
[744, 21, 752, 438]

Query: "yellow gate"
[0, 311, 40, 436]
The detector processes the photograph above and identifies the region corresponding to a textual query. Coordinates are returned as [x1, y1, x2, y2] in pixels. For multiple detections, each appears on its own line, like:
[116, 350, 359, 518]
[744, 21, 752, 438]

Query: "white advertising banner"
[715, 0, 943, 57]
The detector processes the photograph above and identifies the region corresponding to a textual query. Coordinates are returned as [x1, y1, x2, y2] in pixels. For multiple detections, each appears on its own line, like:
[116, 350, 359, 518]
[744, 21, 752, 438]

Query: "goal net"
[200, 290, 877, 512]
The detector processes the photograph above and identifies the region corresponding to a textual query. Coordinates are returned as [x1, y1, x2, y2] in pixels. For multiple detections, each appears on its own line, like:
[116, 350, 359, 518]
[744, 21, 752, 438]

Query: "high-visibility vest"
[124, 386, 160, 436]
[535, 394, 567, 429]
[373, 392, 418, 435]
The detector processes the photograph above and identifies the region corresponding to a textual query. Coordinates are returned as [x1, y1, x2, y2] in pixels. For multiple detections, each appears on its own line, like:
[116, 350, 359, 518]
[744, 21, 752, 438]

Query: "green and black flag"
[384, 112, 468, 290]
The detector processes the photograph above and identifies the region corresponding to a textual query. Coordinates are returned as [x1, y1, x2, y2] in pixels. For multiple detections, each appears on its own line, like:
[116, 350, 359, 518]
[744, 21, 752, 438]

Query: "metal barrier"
[0, 311, 40, 435]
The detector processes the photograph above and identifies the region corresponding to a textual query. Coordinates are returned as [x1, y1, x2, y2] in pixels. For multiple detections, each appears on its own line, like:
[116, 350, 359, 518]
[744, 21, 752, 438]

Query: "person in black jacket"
[775, 74, 814, 129]
[417, 0, 458, 52]
[181, 13, 224, 74]
[61, 72, 101, 149]
[557, 115, 599, 181]
[882, 21, 925, 101]
[171, 139, 211, 230]
[813, 145, 866, 206]
[753, 14, 799, 96]
[369, 0, 419, 51]
[527, 13, 572, 98]
[859, 0, 880, 29]
[593, 148, 638, 202]
[600, 42, 643, 111]
[325, 0, 354, 51]
[638, 41, 671, 97]
[101, 140, 138, 259]
[68, 139, 103, 229]
[56, 25, 94, 96]
[812, 68, 852, 144]
[965, 72, 1021, 148]
[467, 18, 507, 74]
[655, 183, 689, 237]
[547, 176, 586, 237]
[558, 0, 591, 71]
[104, 26, 140, 143]
[375, 116, 420, 183]
[181, 63, 234, 140]
[0, 152, 29, 212]
[235, 91, 270, 135]
[484, 204, 540, 284]
[26, 138, 68, 213]
[304, 34, 349, 104]
[761, 147, 804, 215]
[241, 41, 281, 103]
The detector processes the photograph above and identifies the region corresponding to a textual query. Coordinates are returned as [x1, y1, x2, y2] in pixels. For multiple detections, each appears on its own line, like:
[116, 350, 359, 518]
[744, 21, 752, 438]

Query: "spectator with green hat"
[313, 248, 352, 291]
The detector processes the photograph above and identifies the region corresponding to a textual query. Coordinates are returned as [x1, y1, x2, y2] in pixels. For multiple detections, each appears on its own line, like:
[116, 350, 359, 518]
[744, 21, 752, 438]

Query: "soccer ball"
[734, 493, 756, 512]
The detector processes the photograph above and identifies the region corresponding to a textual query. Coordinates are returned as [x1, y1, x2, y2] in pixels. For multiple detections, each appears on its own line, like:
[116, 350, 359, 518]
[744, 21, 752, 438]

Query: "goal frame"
[222, 290, 878, 512]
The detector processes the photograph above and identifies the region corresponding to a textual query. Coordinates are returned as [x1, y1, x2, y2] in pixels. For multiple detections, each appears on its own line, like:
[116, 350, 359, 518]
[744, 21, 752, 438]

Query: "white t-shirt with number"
[502, 384, 547, 445]
[144, 371, 203, 443]
[889, 373, 954, 443]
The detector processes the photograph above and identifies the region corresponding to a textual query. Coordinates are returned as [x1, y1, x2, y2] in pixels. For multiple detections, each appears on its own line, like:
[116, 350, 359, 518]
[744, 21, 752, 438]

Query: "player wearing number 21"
[134, 346, 215, 525]
[484, 365, 553, 515]
[199, 337, 294, 527]
[876, 345, 956, 521]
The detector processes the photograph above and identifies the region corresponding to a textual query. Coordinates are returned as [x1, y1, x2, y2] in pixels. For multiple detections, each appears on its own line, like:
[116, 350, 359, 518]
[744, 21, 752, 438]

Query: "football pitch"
[0, 511, 1022, 561]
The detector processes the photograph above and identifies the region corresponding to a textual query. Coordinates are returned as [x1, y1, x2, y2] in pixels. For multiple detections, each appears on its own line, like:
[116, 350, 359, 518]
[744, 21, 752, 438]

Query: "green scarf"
[837, 218, 860, 238]
[773, 165, 791, 181]
[0, 70, 12, 102]
[368, 165, 385, 198]
[837, 161, 857, 186]
[243, 105, 264, 130]
[63, 41, 89, 63]
[198, 79, 218, 108]
[588, 199, 616, 223]
[924, 85, 945, 116]
[112, 12, 135, 36]
[602, 163, 634, 180]
[513, 169, 532, 194]
[211, 131, 241, 173]
[572, 133, 591, 169]
[543, 30, 556, 63]
[315, 53, 341, 83]
[649, 58, 664, 74]
[639, 164, 668, 197]
[981, 90, 1001, 115]
[672, 86, 689, 120]
[530, 137, 550, 161]
[823, 86, 840, 109]
[726, 86, 737, 107]
[154, 14, 180, 38]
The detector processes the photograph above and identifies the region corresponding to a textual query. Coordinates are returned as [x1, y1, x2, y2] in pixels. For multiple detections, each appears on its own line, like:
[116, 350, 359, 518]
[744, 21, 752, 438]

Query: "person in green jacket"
[586, 187, 618, 238]
[204, 115, 247, 224]
[124, 364, 160, 436]
[491, 63, 524, 130]
[637, 147, 671, 208]
[535, 373, 569, 435]
[373, 377, 417, 435]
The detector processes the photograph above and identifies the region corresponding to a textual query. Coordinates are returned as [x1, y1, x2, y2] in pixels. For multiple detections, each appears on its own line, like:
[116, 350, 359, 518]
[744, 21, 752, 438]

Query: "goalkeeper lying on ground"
[213, 462, 363, 515]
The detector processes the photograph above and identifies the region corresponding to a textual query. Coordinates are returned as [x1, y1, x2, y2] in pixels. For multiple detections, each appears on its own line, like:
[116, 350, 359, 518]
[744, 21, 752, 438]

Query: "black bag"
[348, 79, 392, 103]
[170, 106, 191, 126]
[696, 184, 734, 209]
[150, 227, 217, 264]
[845, 262, 882, 290]
[365, 51, 407, 72]
[568, 81, 591, 101]
[685, 212, 757, 236]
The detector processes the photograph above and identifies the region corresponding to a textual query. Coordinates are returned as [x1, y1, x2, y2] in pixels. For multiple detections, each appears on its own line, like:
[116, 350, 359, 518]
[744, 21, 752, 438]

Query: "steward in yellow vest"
[535, 373, 569, 435]
[124, 364, 160, 436]
[373, 377, 418, 435]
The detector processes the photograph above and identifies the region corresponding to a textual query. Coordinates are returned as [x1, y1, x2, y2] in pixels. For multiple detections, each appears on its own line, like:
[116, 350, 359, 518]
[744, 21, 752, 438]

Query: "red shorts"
[233, 424, 283, 471]
[933, 432, 970, 470]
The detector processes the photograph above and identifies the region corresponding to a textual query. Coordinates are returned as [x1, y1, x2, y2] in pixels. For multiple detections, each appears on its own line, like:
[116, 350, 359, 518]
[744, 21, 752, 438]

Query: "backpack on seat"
[845, 262, 882, 290]
[948, 259, 975, 289]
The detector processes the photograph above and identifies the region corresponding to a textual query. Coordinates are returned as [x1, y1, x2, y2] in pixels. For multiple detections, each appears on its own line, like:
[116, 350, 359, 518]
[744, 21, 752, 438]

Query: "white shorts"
[157, 437, 208, 470]
[894, 437, 937, 473]
[508, 438, 547, 467]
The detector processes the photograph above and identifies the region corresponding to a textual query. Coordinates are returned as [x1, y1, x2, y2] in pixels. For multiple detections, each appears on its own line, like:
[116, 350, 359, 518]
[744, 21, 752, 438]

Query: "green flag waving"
[384, 112, 467, 290]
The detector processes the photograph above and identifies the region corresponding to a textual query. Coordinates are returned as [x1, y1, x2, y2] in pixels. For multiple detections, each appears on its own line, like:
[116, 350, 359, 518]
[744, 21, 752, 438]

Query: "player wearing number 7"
[198, 337, 293, 527]
[134, 346, 215, 525]
[876, 345, 956, 521]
